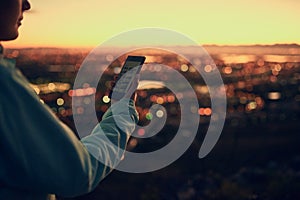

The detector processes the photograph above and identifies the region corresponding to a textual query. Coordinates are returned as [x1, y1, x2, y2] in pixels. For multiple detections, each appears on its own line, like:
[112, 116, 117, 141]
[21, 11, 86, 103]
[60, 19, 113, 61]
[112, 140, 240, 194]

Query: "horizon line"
[3, 42, 300, 49]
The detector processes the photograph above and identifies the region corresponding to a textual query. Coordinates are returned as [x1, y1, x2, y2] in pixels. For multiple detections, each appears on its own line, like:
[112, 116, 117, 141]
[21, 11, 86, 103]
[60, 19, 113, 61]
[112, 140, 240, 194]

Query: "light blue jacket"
[0, 56, 138, 199]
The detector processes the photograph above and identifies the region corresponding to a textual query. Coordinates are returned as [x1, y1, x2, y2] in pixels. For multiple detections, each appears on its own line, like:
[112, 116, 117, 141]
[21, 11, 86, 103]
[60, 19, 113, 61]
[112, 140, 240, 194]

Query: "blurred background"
[2, 0, 300, 199]
[4, 44, 300, 199]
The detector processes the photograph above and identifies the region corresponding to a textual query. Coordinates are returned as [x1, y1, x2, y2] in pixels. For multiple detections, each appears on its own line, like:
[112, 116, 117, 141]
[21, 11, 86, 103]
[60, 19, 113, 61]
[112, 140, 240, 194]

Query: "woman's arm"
[0, 60, 138, 197]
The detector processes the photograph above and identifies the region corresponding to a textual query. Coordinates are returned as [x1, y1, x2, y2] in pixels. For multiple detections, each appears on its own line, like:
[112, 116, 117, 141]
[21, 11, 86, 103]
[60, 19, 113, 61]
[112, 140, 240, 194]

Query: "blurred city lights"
[68, 87, 96, 97]
[257, 59, 265, 67]
[83, 97, 92, 105]
[58, 107, 65, 114]
[102, 95, 111, 103]
[156, 97, 164, 104]
[146, 113, 153, 120]
[156, 110, 164, 118]
[223, 66, 233, 74]
[128, 138, 138, 148]
[137, 129, 146, 137]
[198, 108, 212, 116]
[189, 66, 197, 73]
[167, 95, 176, 103]
[56, 98, 65, 106]
[48, 83, 56, 91]
[30, 84, 41, 95]
[31, 82, 70, 94]
[246, 102, 257, 111]
[12, 47, 300, 152]
[274, 64, 282, 72]
[180, 64, 189, 72]
[268, 92, 281, 100]
[204, 65, 213, 73]
[239, 96, 248, 104]
[76, 107, 84, 114]
[114, 67, 121, 74]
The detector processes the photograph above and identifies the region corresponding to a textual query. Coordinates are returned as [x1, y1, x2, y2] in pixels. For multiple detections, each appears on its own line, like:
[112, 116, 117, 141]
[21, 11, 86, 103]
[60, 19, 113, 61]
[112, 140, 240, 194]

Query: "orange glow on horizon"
[2, 0, 300, 48]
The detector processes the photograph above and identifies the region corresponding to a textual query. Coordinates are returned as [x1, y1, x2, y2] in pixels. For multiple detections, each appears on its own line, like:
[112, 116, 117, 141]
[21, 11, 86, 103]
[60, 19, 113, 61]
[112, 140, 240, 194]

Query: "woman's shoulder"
[0, 57, 16, 76]
[0, 57, 36, 96]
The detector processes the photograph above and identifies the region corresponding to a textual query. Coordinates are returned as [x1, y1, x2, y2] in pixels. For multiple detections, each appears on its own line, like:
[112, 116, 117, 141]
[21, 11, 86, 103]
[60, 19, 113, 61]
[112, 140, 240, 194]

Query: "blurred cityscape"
[5, 44, 300, 200]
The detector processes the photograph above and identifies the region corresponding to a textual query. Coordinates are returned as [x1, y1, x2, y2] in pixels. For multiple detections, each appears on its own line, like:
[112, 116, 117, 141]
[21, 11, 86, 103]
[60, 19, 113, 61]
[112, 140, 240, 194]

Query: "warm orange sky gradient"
[4, 0, 300, 48]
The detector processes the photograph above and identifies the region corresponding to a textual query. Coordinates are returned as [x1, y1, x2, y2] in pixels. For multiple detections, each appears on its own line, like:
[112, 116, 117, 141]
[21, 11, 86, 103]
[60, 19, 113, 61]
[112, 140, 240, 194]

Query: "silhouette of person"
[0, 1, 139, 199]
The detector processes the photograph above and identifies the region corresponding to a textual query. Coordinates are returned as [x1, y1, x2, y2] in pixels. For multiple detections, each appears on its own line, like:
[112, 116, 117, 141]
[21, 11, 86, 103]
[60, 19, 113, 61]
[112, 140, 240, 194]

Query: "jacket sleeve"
[0, 59, 138, 197]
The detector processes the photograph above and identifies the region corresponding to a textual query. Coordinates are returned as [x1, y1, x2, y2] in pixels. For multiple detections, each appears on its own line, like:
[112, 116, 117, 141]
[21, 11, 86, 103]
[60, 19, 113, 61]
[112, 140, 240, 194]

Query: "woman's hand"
[124, 74, 140, 101]
[110, 74, 140, 103]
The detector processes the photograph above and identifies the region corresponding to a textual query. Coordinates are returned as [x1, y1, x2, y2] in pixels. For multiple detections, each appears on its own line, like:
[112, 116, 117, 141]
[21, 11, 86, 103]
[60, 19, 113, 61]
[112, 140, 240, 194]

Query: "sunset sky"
[4, 0, 300, 48]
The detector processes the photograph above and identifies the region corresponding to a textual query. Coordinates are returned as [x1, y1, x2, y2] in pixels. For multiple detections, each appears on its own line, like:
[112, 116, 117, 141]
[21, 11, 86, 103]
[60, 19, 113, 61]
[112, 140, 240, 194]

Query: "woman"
[0, 1, 139, 199]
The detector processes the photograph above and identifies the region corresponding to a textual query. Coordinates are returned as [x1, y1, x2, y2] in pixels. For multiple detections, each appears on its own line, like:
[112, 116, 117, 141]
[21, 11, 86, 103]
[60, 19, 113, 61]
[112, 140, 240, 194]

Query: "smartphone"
[110, 55, 146, 100]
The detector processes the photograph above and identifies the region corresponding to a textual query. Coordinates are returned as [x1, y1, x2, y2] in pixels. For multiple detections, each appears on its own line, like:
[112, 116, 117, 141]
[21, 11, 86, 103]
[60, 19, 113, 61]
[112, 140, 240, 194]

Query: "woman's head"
[0, 0, 31, 41]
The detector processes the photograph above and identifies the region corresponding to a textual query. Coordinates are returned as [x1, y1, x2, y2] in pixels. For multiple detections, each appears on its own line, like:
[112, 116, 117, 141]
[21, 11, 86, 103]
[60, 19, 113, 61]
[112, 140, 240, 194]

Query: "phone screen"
[111, 56, 146, 100]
